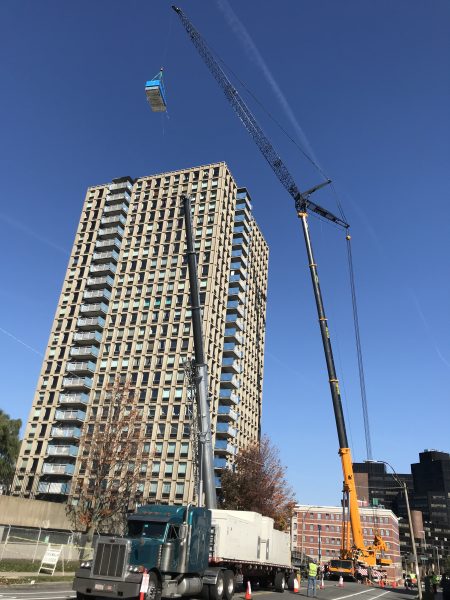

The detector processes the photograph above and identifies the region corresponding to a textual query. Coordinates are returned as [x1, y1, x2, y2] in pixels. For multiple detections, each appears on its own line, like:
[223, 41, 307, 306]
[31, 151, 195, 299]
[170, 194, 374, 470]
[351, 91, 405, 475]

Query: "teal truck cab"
[74, 505, 234, 600]
[74, 504, 292, 600]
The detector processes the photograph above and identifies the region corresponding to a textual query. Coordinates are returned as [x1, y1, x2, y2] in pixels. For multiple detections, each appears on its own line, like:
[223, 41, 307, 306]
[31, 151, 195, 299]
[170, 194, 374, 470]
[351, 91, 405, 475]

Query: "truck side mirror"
[179, 524, 188, 541]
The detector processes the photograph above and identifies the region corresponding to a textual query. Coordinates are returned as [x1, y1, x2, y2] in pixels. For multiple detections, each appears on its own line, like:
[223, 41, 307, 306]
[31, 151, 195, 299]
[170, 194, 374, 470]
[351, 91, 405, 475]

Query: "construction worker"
[307, 560, 319, 597]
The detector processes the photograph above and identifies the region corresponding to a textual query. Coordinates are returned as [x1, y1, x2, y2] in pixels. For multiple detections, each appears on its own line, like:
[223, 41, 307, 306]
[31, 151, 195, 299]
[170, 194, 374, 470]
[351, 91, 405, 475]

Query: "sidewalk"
[0, 571, 75, 580]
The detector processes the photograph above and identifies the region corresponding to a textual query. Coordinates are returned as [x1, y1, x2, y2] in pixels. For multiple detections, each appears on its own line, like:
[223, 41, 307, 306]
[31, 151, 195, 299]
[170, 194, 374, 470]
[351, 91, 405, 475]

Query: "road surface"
[0, 581, 415, 600]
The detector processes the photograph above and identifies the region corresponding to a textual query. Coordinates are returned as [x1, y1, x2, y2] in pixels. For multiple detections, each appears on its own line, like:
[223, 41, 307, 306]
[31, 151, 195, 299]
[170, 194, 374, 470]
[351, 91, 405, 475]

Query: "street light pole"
[378, 460, 422, 600]
[300, 506, 319, 565]
[318, 524, 322, 565]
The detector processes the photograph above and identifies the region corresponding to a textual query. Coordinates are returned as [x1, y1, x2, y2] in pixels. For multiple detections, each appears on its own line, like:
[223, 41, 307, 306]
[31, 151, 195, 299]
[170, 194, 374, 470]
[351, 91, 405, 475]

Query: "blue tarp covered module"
[145, 70, 167, 112]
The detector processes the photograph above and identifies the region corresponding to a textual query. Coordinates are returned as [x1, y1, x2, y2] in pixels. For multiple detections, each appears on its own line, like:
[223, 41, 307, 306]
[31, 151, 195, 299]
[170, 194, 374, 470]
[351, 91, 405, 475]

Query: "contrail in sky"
[0, 212, 70, 255]
[215, 0, 322, 171]
[0, 326, 43, 357]
[410, 292, 450, 369]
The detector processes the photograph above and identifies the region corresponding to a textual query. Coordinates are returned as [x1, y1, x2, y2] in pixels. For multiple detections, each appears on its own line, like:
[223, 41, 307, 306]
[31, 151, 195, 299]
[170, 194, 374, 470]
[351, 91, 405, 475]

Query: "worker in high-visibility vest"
[307, 560, 319, 597]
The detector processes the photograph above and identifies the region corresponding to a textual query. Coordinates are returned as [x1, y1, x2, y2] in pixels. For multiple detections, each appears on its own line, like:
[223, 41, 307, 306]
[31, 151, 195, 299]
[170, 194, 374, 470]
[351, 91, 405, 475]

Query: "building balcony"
[217, 405, 239, 421]
[232, 235, 247, 248]
[73, 331, 103, 345]
[86, 275, 114, 290]
[59, 392, 89, 406]
[37, 481, 71, 495]
[103, 203, 128, 216]
[93, 249, 119, 264]
[100, 214, 126, 227]
[233, 225, 249, 240]
[232, 253, 249, 268]
[216, 423, 237, 437]
[42, 462, 75, 476]
[89, 262, 116, 276]
[227, 287, 245, 303]
[224, 328, 243, 345]
[214, 440, 237, 455]
[70, 346, 99, 359]
[55, 409, 86, 423]
[50, 427, 81, 440]
[66, 361, 96, 375]
[107, 183, 132, 195]
[214, 457, 231, 470]
[83, 289, 111, 303]
[62, 376, 92, 390]
[95, 238, 121, 251]
[231, 264, 248, 279]
[228, 275, 246, 291]
[221, 358, 241, 374]
[223, 343, 243, 359]
[226, 303, 245, 318]
[77, 316, 105, 330]
[46, 444, 78, 458]
[225, 315, 244, 331]
[219, 388, 240, 406]
[98, 225, 124, 239]
[220, 373, 240, 388]
[79, 302, 108, 316]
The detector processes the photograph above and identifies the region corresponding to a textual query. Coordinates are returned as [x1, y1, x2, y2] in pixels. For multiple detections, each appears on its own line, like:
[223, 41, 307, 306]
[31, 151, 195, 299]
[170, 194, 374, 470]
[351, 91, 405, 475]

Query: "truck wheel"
[223, 570, 235, 600]
[275, 572, 285, 593]
[210, 572, 224, 600]
[146, 572, 161, 600]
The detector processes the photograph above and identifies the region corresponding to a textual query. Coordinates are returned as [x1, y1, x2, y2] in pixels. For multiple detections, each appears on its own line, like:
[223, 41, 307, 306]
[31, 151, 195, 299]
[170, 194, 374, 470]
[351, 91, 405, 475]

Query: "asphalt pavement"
[0, 580, 419, 600]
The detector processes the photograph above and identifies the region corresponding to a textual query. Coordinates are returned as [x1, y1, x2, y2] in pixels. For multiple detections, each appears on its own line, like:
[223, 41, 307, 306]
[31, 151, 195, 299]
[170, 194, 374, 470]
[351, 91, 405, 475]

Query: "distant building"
[354, 451, 450, 573]
[292, 505, 401, 581]
[411, 450, 450, 568]
[13, 162, 268, 507]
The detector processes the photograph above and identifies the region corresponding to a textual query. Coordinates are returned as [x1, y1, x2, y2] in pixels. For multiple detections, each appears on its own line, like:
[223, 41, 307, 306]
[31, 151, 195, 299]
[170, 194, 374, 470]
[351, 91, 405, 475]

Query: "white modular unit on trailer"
[210, 509, 291, 567]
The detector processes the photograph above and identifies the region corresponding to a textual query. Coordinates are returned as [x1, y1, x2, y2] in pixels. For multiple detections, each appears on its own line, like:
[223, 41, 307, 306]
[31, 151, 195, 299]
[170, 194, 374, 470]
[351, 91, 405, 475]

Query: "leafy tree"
[220, 434, 296, 531]
[66, 380, 150, 539]
[0, 410, 22, 493]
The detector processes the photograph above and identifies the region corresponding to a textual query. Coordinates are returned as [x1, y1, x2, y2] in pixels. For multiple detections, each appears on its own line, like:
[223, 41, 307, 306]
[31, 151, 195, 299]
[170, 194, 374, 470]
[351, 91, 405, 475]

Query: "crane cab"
[145, 69, 167, 112]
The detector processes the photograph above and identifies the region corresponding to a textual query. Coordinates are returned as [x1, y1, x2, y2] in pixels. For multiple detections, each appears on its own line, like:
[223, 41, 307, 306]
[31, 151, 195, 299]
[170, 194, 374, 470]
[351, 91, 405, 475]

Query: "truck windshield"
[127, 521, 167, 540]
[330, 560, 353, 570]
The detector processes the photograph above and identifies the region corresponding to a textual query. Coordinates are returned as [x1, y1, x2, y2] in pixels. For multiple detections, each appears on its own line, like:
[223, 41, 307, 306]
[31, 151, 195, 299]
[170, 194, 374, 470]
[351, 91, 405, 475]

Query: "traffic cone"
[320, 578, 324, 590]
[338, 576, 344, 587]
[293, 578, 299, 593]
[379, 579, 384, 588]
[245, 581, 252, 600]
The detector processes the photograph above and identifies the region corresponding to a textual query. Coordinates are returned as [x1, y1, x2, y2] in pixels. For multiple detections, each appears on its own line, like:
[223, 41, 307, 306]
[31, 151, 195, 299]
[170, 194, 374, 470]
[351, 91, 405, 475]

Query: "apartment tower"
[14, 162, 268, 506]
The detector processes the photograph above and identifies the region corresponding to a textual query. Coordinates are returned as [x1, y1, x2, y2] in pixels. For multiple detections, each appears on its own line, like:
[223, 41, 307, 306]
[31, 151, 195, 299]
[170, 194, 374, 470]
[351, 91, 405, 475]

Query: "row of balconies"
[42, 185, 128, 494]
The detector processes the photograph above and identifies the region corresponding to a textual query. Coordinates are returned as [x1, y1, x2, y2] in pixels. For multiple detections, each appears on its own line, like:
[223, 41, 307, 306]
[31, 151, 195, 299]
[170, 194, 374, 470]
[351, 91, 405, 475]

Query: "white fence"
[0, 525, 92, 564]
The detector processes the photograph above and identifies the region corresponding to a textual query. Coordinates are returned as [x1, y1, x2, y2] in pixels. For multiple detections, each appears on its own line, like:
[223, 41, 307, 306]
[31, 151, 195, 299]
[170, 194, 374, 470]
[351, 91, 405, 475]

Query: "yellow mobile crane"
[172, 6, 391, 571]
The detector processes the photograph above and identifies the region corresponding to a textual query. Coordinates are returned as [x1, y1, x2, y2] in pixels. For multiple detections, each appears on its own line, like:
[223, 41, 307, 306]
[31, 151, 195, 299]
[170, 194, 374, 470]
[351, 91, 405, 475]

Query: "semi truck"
[74, 505, 293, 600]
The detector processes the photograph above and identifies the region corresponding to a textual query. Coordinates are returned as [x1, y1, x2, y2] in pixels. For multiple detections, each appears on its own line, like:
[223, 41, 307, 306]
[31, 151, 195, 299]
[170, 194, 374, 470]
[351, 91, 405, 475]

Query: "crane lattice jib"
[172, 6, 348, 229]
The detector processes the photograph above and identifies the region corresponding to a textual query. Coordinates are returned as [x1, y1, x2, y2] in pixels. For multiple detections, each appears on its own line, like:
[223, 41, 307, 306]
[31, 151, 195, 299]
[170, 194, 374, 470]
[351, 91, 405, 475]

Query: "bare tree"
[220, 435, 296, 531]
[66, 380, 150, 538]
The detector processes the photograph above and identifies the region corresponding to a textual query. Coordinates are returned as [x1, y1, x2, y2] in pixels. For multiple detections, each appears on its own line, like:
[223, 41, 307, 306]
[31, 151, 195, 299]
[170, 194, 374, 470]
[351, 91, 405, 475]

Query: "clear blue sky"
[1, 1, 449, 506]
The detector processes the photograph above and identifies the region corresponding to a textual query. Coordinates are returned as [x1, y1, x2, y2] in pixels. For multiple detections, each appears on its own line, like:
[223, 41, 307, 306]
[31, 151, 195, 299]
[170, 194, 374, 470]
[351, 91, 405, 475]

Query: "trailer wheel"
[209, 571, 224, 600]
[275, 572, 285, 593]
[223, 570, 234, 600]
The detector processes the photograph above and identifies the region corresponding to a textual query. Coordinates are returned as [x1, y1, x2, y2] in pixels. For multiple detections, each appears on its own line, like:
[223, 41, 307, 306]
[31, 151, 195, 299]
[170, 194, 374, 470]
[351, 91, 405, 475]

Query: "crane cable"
[198, 36, 375, 462]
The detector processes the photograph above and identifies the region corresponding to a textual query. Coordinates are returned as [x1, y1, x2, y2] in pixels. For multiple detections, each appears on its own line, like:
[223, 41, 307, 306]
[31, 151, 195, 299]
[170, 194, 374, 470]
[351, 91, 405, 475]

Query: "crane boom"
[171, 5, 348, 229]
[173, 5, 388, 567]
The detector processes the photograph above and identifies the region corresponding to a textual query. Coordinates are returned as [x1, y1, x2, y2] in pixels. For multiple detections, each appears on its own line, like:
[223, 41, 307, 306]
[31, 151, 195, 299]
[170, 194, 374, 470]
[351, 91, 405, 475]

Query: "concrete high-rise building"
[13, 162, 268, 506]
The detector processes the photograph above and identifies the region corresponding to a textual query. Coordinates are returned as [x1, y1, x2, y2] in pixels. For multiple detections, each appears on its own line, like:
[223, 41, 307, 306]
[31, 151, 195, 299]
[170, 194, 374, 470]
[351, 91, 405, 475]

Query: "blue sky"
[1, 1, 449, 505]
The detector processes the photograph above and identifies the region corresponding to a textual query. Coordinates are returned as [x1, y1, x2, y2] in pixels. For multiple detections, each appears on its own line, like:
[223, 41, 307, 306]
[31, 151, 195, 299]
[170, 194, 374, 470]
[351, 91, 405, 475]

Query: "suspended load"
[145, 69, 167, 112]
